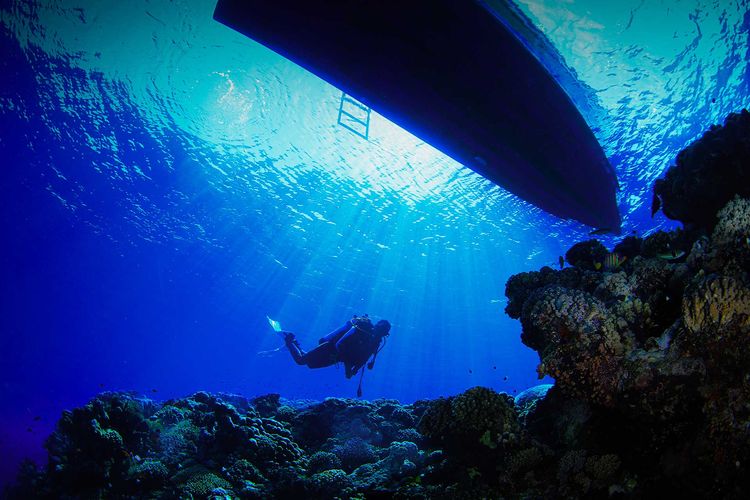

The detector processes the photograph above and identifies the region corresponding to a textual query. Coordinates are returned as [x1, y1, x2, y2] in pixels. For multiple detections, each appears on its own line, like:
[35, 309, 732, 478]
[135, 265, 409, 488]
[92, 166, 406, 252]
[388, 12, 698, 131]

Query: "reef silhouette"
[6, 111, 750, 498]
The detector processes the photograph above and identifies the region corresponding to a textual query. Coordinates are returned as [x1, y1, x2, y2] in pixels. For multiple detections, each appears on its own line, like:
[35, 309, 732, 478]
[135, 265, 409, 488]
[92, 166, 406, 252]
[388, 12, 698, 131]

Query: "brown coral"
[712, 196, 750, 247]
[697, 196, 750, 276]
[418, 386, 520, 454]
[682, 275, 750, 335]
[519, 286, 631, 407]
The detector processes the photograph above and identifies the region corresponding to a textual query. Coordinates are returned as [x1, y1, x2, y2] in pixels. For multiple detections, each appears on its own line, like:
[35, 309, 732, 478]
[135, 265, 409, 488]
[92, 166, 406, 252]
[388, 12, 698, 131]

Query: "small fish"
[603, 252, 627, 271]
[33, 416, 41, 422]
[657, 250, 686, 262]
[589, 227, 612, 236]
[594, 261, 603, 270]
[693, 236, 708, 253]
[493, 366, 497, 370]
[468, 369, 473, 374]
[26, 427, 33, 433]
[151, 389, 158, 393]
[98, 383, 105, 389]
[558, 256, 564, 269]
[651, 192, 661, 217]
[503, 376, 508, 381]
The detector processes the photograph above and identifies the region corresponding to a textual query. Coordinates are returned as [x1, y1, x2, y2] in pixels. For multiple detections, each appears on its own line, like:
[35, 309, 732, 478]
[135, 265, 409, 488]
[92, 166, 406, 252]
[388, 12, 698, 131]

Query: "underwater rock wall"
[7, 112, 750, 499]
[503, 107, 750, 496]
[505, 206, 750, 495]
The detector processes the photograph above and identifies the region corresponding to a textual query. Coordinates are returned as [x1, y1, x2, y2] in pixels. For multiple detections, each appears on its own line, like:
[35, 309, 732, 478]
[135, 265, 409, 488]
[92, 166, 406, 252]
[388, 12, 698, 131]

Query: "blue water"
[1, 0, 749, 486]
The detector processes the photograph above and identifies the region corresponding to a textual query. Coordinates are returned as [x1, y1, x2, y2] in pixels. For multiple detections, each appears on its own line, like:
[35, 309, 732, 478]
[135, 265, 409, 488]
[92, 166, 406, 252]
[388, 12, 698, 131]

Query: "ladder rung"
[340, 110, 369, 125]
[339, 122, 369, 140]
[337, 92, 370, 140]
[341, 97, 370, 112]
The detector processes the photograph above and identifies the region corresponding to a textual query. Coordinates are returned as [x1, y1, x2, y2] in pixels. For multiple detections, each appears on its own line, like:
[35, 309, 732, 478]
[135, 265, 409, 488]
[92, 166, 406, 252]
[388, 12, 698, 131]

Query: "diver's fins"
[260, 316, 286, 355]
[257, 346, 283, 357]
[267, 316, 282, 332]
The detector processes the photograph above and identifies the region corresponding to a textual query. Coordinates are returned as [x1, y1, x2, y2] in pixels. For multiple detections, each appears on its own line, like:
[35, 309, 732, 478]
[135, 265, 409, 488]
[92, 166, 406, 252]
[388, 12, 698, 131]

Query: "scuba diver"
[280, 315, 391, 396]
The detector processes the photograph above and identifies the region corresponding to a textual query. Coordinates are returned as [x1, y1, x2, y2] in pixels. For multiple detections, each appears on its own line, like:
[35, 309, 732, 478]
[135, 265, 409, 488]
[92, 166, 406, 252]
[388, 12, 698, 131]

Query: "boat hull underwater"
[214, 0, 621, 231]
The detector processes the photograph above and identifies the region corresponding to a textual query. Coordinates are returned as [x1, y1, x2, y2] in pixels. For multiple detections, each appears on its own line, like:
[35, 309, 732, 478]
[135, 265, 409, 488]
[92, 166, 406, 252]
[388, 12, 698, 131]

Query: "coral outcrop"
[564, 239, 608, 270]
[654, 109, 750, 232]
[505, 190, 750, 496]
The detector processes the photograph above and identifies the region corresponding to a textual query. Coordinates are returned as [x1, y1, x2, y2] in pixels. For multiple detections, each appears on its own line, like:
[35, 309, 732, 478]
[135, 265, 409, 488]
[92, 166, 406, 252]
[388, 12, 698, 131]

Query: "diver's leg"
[298, 342, 338, 369]
[286, 341, 307, 365]
[282, 333, 308, 365]
[284, 333, 337, 368]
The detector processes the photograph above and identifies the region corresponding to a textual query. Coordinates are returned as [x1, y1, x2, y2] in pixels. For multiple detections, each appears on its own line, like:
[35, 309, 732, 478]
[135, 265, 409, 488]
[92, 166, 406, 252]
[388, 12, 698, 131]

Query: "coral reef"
[653, 109, 750, 232]
[7, 112, 750, 498]
[505, 191, 750, 496]
[4, 383, 637, 499]
[6, 392, 419, 498]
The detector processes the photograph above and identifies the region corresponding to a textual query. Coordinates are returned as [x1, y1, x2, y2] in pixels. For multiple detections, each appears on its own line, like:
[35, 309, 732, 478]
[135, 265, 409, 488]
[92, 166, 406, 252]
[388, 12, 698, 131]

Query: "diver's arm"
[366, 339, 383, 369]
[344, 361, 357, 379]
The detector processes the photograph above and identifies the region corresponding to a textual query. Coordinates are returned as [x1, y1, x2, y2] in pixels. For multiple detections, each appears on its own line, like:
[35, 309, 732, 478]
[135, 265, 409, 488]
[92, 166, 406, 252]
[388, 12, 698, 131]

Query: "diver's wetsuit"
[285, 320, 378, 378]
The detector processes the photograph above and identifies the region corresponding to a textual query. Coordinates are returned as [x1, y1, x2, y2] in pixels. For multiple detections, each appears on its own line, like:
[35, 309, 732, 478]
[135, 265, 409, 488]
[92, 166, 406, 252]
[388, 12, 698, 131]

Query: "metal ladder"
[337, 92, 371, 140]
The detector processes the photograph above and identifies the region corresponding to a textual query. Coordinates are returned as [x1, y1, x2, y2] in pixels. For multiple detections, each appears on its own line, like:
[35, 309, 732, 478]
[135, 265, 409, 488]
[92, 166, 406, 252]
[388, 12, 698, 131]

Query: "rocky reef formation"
[7, 386, 628, 499]
[653, 109, 750, 233]
[505, 202, 750, 496]
[7, 112, 750, 498]
[7, 391, 435, 499]
[502, 107, 750, 496]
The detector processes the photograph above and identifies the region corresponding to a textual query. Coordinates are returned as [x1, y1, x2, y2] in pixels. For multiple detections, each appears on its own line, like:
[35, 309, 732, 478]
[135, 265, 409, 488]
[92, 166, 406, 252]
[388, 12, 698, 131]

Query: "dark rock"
[306, 450, 342, 474]
[514, 384, 553, 426]
[613, 235, 642, 260]
[329, 437, 377, 472]
[565, 239, 608, 270]
[654, 109, 750, 232]
[251, 393, 281, 418]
